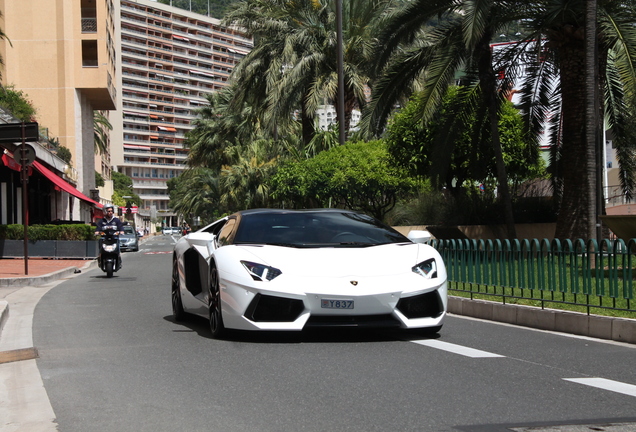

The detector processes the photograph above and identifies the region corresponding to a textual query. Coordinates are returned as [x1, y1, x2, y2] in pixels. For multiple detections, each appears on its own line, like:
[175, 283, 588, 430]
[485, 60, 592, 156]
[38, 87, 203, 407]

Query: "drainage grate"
[0, 347, 39, 364]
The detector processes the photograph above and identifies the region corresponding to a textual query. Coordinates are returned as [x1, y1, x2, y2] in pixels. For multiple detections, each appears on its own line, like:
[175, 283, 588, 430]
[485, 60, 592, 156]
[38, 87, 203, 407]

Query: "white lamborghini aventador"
[171, 209, 447, 338]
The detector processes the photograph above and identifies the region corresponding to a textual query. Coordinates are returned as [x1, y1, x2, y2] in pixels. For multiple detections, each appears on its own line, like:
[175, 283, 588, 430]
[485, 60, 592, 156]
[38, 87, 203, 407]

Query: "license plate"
[321, 299, 354, 309]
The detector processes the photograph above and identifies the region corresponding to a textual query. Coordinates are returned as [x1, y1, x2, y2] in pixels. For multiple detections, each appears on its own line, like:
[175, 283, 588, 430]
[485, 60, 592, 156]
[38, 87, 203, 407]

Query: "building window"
[81, 0, 97, 33]
[82, 40, 99, 67]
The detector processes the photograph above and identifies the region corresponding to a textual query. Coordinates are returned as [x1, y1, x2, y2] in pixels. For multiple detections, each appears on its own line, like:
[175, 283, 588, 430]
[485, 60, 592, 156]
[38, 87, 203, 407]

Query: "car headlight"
[412, 258, 437, 279]
[103, 244, 117, 252]
[241, 261, 282, 281]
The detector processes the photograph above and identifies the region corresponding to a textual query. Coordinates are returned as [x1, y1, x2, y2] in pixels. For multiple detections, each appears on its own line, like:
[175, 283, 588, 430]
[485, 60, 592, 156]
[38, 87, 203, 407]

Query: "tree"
[517, 1, 636, 240]
[364, 0, 636, 240]
[0, 85, 36, 122]
[270, 140, 417, 220]
[0, 14, 10, 80]
[168, 167, 221, 224]
[218, 140, 279, 210]
[223, 0, 390, 143]
[95, 171, 105, 188]
[186, 85, 278, 169]
[111, 171, 140, 205]
[56, 146, 72, 165]
[93, 111, 112, 155]
[363, 0, 528, 238]
[385, 86, 544, 194]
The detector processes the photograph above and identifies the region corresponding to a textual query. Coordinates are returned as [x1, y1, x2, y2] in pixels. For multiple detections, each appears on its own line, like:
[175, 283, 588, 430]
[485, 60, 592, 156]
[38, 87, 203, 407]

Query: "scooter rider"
[95, 204, 124, 235]
[95, 204, 125, 274]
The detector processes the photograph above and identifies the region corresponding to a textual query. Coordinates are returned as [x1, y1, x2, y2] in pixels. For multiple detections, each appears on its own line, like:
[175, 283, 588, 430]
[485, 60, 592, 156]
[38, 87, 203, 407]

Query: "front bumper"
[219, 272, 448, 331]
[120, 241, 138, 251]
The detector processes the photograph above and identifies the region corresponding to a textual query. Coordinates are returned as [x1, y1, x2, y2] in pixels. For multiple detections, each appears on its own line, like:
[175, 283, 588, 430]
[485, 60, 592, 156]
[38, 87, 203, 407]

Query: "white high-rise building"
[113, 0, 252, 225]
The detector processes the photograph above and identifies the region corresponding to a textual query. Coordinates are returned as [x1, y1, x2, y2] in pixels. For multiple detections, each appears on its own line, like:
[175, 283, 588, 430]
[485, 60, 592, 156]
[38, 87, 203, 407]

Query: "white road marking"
[563, 378, 636, 398]
[409, 339, 505, 358]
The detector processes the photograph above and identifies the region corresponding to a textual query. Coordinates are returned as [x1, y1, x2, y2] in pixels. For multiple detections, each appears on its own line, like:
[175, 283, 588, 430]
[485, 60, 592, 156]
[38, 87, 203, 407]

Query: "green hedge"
[0, 224, 95, 241]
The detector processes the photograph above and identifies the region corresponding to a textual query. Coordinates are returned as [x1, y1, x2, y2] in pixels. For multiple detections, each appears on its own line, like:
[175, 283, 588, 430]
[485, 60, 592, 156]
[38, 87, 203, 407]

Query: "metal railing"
[432, 238, 636, 316]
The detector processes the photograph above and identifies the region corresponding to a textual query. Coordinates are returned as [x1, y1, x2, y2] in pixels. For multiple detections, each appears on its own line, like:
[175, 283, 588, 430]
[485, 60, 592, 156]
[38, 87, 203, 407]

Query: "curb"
[0, 262, 95, 288]
[448, 296, 636, 344]
[0, 260, 97, 340]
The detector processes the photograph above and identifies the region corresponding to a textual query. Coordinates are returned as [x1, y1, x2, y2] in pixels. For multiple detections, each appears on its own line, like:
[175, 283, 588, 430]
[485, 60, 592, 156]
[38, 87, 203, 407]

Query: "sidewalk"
[0, 257, 93, 281]
[0, 258, 97, 339]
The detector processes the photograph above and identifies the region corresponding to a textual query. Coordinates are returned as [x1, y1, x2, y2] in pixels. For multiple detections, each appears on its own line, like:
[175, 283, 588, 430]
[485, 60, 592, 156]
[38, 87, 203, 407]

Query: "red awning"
[1, 153, 33, 175]
[157, 126, 177, 132]
[124, 144, 151, 150]
[31, 161, 103, 208]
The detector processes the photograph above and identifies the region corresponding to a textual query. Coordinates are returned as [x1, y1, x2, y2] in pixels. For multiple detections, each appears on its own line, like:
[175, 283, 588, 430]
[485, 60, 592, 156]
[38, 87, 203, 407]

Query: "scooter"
[97, 225, 122, 278]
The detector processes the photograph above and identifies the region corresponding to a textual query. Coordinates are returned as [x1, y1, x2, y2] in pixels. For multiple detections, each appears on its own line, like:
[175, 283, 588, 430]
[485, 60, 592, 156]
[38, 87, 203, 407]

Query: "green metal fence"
[432, 238, 636, 316]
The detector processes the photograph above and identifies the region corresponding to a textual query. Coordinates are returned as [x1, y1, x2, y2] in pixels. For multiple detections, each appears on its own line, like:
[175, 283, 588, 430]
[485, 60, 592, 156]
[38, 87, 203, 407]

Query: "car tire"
[172, 257, 186, 322]
[208, 261, 226, 339]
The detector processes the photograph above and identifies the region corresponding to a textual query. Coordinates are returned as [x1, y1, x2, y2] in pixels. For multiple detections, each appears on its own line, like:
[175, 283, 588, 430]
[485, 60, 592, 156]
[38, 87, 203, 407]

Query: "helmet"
[104, 204, 115, 211]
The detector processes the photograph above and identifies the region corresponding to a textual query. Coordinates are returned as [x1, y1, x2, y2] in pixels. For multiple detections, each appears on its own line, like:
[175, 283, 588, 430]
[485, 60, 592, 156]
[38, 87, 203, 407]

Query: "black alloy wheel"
[208, 261, 226, 339]
[172, 257, 185, 321]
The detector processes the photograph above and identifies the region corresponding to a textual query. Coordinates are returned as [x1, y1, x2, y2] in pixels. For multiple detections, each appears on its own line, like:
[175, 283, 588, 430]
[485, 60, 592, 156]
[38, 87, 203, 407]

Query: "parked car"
[119, 225, 139, 252]
[162, 227, 179, 235]
[171, 208, 448, 339]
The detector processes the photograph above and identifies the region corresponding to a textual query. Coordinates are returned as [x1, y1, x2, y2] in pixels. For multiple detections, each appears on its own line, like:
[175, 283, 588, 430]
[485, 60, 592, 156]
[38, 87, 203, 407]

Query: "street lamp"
[336, 0, 345, 146]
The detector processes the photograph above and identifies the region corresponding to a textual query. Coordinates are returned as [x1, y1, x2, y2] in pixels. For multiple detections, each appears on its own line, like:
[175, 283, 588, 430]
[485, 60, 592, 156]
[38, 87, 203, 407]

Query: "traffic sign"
[13, 144, 36, 166]
[0, 122, 39, 142]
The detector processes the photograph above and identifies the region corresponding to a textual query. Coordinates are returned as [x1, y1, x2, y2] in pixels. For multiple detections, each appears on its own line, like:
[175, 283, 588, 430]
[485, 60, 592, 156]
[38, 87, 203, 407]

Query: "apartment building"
[0, 0, 116, 222]
[112, 0, 252, 225]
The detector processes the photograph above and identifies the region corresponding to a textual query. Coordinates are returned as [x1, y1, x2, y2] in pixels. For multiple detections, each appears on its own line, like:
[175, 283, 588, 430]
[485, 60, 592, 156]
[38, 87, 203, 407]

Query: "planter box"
[0, 239, 24, 257]
[85, 241, 99, 258]
[27, 240, 56, 257]
[56, 240, 87, 258]
[0, 239, 98, 258]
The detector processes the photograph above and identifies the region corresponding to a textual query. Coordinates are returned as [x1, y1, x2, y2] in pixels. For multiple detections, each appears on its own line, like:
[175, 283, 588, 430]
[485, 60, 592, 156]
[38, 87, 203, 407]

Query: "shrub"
[0, 224, 95, 240]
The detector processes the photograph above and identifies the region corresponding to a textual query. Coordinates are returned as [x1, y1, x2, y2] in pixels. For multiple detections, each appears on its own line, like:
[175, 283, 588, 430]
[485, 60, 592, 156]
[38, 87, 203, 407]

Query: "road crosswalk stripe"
[408, 339, 505, 358]
[563, 378, 636, 397]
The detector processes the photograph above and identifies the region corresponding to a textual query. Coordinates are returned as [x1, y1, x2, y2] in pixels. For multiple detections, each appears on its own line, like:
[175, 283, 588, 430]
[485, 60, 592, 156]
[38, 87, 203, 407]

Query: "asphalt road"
[33, 235, 636, 432]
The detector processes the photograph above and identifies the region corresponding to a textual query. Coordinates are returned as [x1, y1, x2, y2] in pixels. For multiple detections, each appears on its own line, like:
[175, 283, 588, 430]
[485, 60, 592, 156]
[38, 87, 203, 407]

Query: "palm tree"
[186, 85, 268, 169]
[168, 167, 221, 222]
[0, 13, 10, 79]
[223, 0, 391, 144]
[518, 0, 636, 240]
[184, 84, 287, 212]
[365, 0, 636, 240]
[93, 111, 112, 155]
[219, 140, 279, 209]
[363, 0, 528, 238]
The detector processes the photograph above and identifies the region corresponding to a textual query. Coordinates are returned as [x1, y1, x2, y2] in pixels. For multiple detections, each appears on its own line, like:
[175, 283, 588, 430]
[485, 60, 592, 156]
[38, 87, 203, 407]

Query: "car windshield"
[122, 226, 135, 235]
[233, 211, 410, 247]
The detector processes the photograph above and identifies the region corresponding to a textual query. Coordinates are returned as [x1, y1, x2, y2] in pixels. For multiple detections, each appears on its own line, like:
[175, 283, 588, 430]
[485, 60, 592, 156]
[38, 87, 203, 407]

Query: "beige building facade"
[0, 0, 117, 220]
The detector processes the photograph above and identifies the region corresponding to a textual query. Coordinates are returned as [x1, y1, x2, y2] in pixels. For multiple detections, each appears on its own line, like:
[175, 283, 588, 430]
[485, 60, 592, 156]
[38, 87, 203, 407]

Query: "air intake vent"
[245, 294, 304, 322]
[396, 291, 443, 319]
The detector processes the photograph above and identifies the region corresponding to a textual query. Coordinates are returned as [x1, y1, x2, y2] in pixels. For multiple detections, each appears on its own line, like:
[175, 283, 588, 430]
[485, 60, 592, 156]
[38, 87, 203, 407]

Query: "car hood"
[235, 243, 433, 278]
